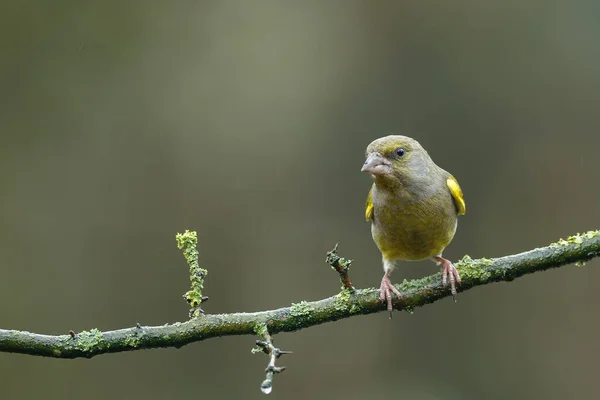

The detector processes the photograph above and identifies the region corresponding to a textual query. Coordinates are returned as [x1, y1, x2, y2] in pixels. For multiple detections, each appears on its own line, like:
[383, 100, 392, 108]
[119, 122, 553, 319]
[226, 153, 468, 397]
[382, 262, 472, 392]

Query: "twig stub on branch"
[326, 243, 355, 291]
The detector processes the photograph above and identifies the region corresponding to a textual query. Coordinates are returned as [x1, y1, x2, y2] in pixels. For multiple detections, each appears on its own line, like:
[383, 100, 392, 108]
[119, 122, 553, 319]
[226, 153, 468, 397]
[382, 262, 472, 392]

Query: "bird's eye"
[396, 147, 405, 157]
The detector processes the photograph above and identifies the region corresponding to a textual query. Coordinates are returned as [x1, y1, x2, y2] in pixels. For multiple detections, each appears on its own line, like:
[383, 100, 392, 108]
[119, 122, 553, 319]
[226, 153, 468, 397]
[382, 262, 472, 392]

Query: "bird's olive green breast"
[370, 172, 458, 261]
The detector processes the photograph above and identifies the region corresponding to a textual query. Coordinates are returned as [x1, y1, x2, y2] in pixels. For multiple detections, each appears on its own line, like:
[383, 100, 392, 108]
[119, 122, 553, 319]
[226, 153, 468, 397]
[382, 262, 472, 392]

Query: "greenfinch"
[361, 135, 466, 315]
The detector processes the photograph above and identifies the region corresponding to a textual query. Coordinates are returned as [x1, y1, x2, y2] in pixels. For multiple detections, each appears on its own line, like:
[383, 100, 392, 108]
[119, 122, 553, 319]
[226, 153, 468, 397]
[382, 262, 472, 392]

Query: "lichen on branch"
[176, 230, 208, 317]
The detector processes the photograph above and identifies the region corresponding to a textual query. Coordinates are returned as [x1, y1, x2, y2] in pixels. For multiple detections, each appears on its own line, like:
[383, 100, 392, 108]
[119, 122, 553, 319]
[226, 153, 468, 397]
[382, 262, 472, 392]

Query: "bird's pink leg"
[380, 270, 402, 318]
[434, 256, 461, 296]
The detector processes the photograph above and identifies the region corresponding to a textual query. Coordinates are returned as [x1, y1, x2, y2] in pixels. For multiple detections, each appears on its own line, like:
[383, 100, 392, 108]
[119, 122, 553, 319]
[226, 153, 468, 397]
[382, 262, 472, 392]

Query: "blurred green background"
[1, 1, 599, 399]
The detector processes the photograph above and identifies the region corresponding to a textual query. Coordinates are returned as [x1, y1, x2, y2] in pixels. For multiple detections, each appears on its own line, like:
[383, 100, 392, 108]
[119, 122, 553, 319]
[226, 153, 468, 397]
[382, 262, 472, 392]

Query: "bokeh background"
[1, 1, 599, 399]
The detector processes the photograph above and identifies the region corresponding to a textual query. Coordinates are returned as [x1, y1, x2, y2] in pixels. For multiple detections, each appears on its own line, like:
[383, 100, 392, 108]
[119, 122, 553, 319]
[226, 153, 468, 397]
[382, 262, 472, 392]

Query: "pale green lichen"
[551, 230, 599, 247]
[363, 287, 379, 295]
[335, 289, 352, 303]
[333, 289, 356, 313]
[399, 277, 428, 292]
[455, 255, 494, 282]
[75, 328, 103, 352]
[349, 304, 361, 314]
[176, 230, 208, 311]
[124, 331, 147, 348]
[289, 301, 313, 317]
[253, 323, 268, 337]
[251, 324, 271, 353]
[332, 300, 347, 313]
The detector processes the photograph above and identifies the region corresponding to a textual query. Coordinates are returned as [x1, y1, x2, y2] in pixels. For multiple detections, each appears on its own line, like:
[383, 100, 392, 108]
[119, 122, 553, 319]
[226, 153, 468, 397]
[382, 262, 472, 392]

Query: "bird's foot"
[380, 273, 402, 318]
[435, 256, 461, 297]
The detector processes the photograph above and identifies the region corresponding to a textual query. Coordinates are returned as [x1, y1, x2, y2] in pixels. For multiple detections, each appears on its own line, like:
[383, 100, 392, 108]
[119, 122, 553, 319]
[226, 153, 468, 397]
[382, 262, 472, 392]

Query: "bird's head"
[361, 135, 433, 185]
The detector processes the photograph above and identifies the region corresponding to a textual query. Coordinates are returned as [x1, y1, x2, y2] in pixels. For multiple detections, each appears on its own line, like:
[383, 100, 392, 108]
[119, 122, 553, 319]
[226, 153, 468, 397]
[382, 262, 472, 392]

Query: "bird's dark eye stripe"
[396, 147, 405, 157]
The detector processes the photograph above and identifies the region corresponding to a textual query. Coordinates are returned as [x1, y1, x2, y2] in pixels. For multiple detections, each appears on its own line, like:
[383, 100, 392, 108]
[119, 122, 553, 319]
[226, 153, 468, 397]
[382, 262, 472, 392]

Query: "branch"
[1, 231, 598, 365]
[252, 324, 292, 394]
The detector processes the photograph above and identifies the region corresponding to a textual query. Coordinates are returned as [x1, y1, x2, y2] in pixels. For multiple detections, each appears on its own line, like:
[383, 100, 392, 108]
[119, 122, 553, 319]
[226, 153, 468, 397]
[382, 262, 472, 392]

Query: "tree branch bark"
[1, 230, 598, 360]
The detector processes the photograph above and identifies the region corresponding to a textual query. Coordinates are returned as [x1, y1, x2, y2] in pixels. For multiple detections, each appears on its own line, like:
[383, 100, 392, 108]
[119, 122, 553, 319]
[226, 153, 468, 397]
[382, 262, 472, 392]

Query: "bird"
[361, 135, 466, 316]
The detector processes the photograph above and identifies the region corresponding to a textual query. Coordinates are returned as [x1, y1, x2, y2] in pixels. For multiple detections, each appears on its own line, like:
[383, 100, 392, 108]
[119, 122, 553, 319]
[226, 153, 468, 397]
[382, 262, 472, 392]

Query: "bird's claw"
[437, 257, 461, 297]
[380, 274, 402, 318]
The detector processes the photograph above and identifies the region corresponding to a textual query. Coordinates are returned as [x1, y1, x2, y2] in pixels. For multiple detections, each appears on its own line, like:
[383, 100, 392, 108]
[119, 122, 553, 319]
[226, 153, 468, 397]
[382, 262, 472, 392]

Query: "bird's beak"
[361, 152, 392, 175]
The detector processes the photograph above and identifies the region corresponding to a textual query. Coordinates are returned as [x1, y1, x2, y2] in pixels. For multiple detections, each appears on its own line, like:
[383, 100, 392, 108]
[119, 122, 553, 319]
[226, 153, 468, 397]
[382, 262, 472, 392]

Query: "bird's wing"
[446, 176, 466, 215]
[365, 185, 374, 221]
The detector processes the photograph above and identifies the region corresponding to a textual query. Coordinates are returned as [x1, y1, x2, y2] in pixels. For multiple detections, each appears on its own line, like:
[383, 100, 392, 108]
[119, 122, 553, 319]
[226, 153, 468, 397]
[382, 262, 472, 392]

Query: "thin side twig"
[253, 325, 292, 394]
[176, 230, 209, 317]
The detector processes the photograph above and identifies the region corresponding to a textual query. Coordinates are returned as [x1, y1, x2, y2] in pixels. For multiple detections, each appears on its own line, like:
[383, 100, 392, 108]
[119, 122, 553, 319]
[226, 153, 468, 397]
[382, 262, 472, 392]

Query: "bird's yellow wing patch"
[447, 176, 466, 215]
[365, 185, 374, 221]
